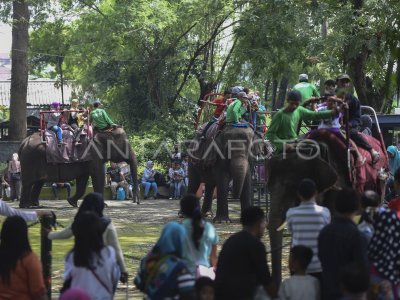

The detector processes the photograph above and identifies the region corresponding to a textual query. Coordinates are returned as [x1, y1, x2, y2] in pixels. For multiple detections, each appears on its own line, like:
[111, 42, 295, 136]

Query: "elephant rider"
[225, 91, 250, 125]
[89, 99, 117, 133]
[293, 74, 320, 103]
[67, 99, 86, 146]
[45, 101, 65, 147]
[107, 162, 129, 200]
[201, 88, 232, 139]
[266, 90, 337, 153]
[336, 74, 380, 164]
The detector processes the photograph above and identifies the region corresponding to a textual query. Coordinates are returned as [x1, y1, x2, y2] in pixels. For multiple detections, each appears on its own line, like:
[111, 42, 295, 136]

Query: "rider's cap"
[237, 91, 248, 99]
[336, 74, 351, 81]
[51, 101, 60, 107]
[231, 86, 244, 95]
[287, 90, 302, 102]
[299, 74, 308, 81]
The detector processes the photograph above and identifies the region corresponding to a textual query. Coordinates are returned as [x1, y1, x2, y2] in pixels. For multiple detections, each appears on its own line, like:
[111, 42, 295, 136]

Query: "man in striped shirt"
[286, 178, 331, 282]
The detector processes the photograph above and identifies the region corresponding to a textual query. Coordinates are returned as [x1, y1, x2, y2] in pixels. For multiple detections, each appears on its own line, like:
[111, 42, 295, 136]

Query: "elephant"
[187, 124, 268, 222]
[266, 133, 389, 285]
[18, 127, 138, 208]
[266, 152, 337, 285]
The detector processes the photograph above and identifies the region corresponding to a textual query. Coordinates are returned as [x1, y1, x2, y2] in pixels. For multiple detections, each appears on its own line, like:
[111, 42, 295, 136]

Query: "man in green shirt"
[266, 90, 337, 153]
[225, 92, 249, 123]
[89, 99, 116, 131]
[293, 74, 320, 103]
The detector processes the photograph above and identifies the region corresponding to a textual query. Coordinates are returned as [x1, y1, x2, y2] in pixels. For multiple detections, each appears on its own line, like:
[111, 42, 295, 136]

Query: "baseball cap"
[336, 74, 351, 81]
[231, 86, 244, 95]
[93, 99, 101, 105]
[237, 91, 248, 99]
[299, 74, 308, 81]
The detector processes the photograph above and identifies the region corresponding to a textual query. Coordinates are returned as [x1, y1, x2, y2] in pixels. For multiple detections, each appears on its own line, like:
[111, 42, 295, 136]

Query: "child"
[357, 190, 380, 243]
[339, 262, 370, 300]
[388, 167, 400, 219]
[195, 277, 214, 300]
[279, 245, 320, 300]
[46, 102, 64, 146]
[172, 162, 185, 200]
[286, 178, 330, 281]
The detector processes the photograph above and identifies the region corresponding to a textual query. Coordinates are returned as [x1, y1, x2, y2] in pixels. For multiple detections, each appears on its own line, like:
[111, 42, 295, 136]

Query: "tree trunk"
[276, 77, 289, 109]
[264, 79, 271, 102]
[9, 0, 30, 141]
[271, 79, 278, 110]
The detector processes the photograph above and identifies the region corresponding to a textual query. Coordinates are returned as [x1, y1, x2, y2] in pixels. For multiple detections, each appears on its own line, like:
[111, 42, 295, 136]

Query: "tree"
[9, 0, 30, 141]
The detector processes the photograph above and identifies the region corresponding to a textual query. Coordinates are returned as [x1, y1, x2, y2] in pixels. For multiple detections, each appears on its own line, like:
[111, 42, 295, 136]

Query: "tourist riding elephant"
[187, 124, 268, 222]
[18, 127, 138, 208]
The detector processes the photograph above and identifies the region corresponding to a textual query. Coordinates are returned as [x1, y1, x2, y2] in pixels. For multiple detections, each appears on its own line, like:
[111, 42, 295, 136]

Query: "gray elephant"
[266, 135, 388, 285]
[187, 124, 267, 222]
[18, 128, 138, 208]
[266, 152, 337, 285]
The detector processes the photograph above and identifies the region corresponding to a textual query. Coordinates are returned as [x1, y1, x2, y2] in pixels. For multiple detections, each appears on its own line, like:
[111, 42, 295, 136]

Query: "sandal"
[372, 152, 380, 164]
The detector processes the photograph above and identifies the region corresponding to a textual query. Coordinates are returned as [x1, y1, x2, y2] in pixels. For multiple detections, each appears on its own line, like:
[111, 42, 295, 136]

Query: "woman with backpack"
[180, 194, 219, 278]
[63, 211, 119, 299]
[48, 192, 128, 283]
[135, 222, 196, 299]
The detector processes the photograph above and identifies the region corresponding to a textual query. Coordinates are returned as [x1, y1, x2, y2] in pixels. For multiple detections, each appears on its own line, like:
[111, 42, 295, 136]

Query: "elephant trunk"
[229, 158, 249, 199]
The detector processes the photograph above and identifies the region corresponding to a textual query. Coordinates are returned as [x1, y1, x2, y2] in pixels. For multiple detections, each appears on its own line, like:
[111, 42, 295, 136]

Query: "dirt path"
[5, 198, 290, 299]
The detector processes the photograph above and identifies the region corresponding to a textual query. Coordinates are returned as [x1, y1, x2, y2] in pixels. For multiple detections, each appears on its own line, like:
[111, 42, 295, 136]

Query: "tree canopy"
[2, 0, 400, 148]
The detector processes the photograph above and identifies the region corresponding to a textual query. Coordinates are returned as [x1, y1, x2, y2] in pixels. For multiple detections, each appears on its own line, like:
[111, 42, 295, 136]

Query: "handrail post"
[40, 215, 53, 299]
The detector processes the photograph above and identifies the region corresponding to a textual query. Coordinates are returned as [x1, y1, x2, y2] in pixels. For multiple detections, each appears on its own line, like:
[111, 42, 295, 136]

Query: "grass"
[0, 199, 291, 299]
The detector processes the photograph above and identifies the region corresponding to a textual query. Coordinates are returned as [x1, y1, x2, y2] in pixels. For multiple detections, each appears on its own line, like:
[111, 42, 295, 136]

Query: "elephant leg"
[30, 181, 45, 207]
[68, 175, 89, 207]
[214, 170, 230, 223]
[240, 169, 252, 212]
[268, 189, 292, 287]
[201, 183, 215, 217]
[187, 164, 201, 194]
[19, 181, 33, 208]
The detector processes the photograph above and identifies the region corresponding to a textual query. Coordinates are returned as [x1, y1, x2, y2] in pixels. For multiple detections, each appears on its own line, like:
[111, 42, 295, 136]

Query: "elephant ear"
[267, 153, 337, 192]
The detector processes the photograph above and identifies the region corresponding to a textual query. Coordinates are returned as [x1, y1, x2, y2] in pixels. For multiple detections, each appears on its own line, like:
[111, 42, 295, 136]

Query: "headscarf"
[368, 208, 400, 284]
[152, 222, 185, 257]
[387, 145, 400, 176]
[146, 160, 153, 170]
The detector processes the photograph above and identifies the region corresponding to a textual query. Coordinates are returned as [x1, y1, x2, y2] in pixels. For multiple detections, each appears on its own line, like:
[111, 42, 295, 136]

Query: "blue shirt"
[181, 219, 219, 274]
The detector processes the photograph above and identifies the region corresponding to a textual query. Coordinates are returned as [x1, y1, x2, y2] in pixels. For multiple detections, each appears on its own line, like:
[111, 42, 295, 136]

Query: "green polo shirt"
[293, 82, 320, 102]
[225, 99, 247, 123]
[89, 108, 115, 130]
[266, 106, 333, 152]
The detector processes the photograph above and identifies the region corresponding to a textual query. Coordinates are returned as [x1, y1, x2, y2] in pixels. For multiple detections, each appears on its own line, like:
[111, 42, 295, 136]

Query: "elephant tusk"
[276, 221, 287, 231]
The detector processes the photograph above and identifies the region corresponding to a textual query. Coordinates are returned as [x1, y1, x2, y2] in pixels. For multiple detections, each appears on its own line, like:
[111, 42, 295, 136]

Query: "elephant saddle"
[45, 129, 92, 163]
[306, 128, 388, 193]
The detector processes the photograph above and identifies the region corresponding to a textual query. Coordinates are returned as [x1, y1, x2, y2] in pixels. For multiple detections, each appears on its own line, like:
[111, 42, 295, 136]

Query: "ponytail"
[192, 206, 204, 249]
[180, 194, 204, 249]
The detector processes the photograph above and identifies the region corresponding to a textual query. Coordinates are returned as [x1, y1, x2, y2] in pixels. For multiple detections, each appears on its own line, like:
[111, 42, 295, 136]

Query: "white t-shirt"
[278, 275, 320, 300]
[64, 246, 119, 300]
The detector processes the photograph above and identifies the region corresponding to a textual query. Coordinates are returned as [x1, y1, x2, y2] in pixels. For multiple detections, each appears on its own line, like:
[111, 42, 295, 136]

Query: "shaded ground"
[2, 198, 291, 299]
